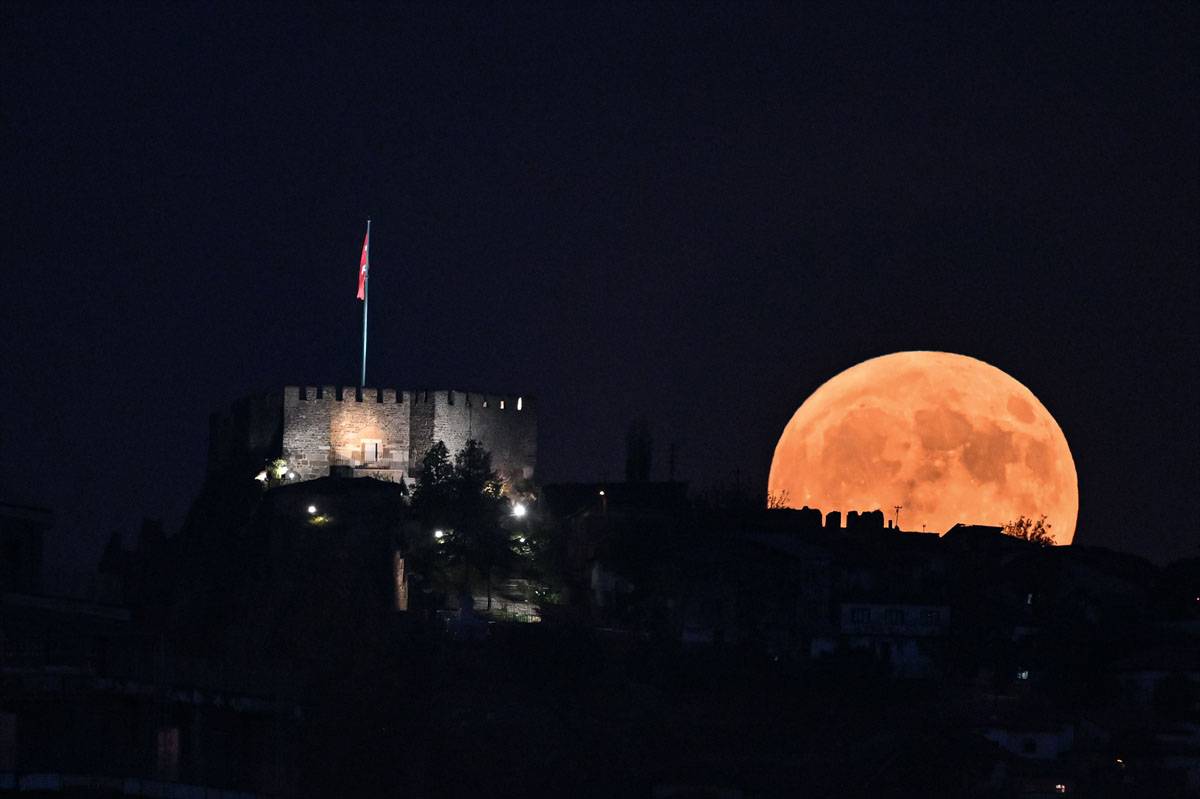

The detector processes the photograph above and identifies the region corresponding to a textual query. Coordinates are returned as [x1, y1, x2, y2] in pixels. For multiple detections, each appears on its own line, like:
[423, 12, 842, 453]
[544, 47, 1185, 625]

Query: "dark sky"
[2, 2, 1196, 574]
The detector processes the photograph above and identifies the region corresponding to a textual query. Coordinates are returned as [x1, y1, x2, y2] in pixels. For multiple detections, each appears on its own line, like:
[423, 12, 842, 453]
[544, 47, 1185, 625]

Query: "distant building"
[207, 386, 537, 488]
[814, 601, 950, 678]
[0, 591, 301, 795]
[0, 501, 50, 594]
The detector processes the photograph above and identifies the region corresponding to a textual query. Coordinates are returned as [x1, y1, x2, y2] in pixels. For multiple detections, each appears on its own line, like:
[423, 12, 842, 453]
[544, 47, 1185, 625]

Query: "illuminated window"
[517, 397, 523, 411]
[1018, 670, 1030, 680]
[1026, 592, 1034, 605]
[363, 440, 380, 464]
[482, 399, 489, 408]
[500, 399, 506, 410]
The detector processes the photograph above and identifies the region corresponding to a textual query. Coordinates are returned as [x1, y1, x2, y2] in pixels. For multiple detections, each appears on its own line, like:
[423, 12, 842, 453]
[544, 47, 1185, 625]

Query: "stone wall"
[207, 392, 283, 476]
[282, 386, 411, 482]
[426, 390, 537, 486]
[213, 386, 537, 488]
[408, 390, 435, 473]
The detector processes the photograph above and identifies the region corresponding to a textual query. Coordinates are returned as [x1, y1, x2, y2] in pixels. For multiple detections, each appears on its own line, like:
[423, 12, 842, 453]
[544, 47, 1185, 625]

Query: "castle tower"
[208, 386, 537, 489]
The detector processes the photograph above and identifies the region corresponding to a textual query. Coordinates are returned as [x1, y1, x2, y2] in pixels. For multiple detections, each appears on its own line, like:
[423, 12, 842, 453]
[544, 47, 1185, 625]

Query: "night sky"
[2, 3, 1196, 576]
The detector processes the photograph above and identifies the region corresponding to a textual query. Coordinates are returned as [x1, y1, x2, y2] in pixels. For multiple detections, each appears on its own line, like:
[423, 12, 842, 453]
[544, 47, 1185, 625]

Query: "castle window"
[482, 399, 489, 408]
[499, 400, 506, 410]
[517, 397, 523, 411]
[363, 440, 381, 464]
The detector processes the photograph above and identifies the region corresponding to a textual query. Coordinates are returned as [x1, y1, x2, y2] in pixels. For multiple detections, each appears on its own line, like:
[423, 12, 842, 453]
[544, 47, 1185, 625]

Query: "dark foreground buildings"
[3, 406, 1199, 795]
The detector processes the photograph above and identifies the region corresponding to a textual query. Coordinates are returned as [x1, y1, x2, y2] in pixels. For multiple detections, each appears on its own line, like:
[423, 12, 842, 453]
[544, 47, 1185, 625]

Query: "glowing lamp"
[434, 529, 444, 540]
[598, 490, 606, 497]
[512, 502, 527, 518]
[307, 505, 317, 515]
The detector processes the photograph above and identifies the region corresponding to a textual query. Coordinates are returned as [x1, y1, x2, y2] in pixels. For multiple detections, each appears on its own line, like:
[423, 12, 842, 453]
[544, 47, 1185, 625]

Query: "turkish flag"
[356, 228, 369, 300]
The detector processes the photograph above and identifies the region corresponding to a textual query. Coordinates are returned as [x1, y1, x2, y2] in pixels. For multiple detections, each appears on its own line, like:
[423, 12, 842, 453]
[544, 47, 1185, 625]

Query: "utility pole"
[893, 505, 902, 531]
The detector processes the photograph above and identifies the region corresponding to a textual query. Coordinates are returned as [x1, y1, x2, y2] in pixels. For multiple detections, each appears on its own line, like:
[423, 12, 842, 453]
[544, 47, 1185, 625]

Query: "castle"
[208, 386, 537, 488]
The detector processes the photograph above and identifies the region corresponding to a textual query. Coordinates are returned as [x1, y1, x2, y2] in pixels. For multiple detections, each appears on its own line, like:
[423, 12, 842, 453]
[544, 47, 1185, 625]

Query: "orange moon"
[768, 351, 1078, 544]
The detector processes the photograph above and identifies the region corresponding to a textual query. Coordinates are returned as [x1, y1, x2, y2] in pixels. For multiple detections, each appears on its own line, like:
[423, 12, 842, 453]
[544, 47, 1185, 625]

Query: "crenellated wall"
[410, 390, 537, 485]
[282, 386, 412, 482]
[207, 393, 284, 475]
[212, 386, 536, 487]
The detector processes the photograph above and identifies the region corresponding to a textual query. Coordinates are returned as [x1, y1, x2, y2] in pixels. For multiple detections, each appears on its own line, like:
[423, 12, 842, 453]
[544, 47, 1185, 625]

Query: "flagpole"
[360, 218, 370, 387]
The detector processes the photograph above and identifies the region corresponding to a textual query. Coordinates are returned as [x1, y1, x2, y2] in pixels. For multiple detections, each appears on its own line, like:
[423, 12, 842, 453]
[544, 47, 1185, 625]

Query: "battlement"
[284, 385, 407, 403]
[409, 389, 533, 413]
[220, 385, 537, 487]
[282, 386, 533, 411]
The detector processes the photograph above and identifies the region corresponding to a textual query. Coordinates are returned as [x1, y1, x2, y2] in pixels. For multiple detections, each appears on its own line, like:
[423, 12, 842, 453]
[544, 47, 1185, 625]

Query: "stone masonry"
[209, 386, 537, 488]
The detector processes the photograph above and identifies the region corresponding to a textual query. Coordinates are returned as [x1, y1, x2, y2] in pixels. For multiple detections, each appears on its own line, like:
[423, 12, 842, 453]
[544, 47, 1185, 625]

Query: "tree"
[412, 439, 521, 610]
[766, 489, 791, 510]
[255, 458, 290, 489]
[411, 441, 455, 529]
[1002, 514, 1054, 547]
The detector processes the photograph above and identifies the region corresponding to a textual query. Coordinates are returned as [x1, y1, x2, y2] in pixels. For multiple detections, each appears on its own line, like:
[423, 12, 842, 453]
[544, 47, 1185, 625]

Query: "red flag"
[356, 228, 370, 300]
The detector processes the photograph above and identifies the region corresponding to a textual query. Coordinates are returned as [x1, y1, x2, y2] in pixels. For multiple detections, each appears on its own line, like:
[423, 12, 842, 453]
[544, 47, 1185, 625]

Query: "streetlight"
[307, 505, 317, 515]
[434, 529, 444, 540]
[512, 502, 527, 519]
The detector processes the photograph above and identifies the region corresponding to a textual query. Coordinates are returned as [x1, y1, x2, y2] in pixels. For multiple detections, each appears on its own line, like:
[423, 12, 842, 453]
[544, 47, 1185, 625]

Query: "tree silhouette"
[413, 439, 517, 609]
[411, 441, 454, 529]
[766, 489, 791, 510]
[1002, 514, 1054, 547]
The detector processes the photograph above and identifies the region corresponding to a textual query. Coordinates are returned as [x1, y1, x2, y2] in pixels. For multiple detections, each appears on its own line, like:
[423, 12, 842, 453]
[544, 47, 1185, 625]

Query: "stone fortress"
[208, 385, 537, 489]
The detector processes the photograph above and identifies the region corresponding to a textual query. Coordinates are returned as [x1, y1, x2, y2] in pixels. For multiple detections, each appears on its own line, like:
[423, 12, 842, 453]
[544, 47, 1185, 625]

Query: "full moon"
[768, 351, 1078, 544]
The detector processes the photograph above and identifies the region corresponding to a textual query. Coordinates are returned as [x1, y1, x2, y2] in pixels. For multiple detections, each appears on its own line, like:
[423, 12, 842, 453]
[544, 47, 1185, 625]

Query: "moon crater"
[768, 351, 1078, 543]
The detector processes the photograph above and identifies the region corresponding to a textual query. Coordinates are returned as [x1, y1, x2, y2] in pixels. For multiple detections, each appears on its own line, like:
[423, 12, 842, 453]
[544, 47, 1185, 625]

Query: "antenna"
[893, 505, 902, 531]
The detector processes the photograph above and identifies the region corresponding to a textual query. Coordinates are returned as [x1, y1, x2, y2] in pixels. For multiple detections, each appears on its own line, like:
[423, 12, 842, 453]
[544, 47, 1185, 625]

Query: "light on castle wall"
[511, 502, 527, 518]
